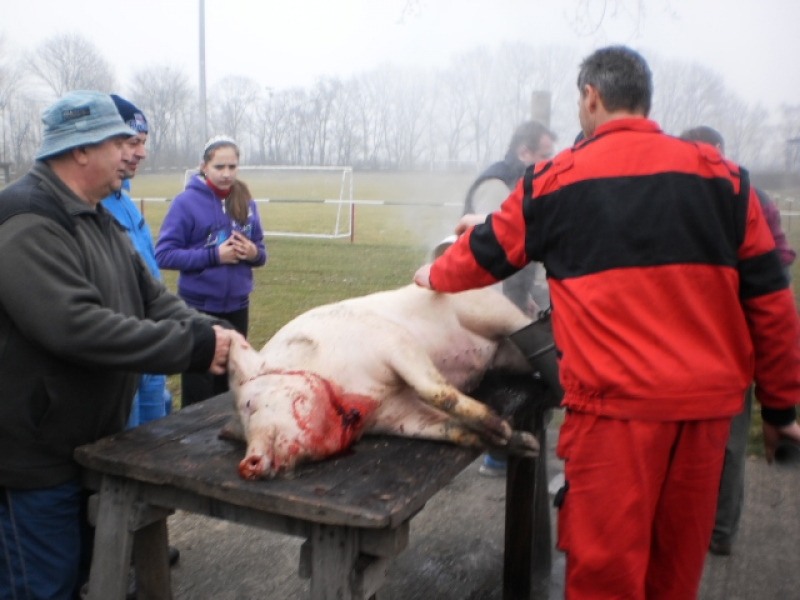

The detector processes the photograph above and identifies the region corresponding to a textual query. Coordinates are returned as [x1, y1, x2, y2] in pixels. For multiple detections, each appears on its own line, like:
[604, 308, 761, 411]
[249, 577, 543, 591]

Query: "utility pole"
[199, 0, 208, 144]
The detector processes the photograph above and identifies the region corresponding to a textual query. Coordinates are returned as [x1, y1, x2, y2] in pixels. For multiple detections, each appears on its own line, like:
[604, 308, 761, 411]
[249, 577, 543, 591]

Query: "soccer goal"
[182, 165, 354, 240]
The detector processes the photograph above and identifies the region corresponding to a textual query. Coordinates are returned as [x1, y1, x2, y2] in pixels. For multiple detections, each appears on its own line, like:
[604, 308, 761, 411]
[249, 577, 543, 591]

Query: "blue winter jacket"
[101, 179, 161, 279]
[155, 175, 267, 313]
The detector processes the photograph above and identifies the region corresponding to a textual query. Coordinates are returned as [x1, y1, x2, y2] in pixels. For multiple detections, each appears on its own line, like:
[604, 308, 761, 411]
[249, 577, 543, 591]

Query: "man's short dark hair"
[679, 126, 725, 154]
[506, 120, 554, 156]
[577, 46, 652, 116]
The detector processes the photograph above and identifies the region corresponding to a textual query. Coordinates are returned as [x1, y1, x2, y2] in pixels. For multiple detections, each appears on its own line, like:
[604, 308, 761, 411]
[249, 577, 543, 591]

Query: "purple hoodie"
[155, 175, 267, 313]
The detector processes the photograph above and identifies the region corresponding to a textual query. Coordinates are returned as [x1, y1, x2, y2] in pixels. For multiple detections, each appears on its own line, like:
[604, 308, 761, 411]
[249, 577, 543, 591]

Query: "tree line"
[0, 32, 798, 176]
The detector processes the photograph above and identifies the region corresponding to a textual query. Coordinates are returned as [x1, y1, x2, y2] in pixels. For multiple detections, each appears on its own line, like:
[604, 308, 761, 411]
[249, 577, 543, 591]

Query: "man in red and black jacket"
[414, 45, 800, 599]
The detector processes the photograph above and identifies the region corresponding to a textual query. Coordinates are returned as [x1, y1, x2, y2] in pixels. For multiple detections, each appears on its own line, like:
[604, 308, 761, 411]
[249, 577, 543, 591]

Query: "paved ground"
[164, 421, 800, 600]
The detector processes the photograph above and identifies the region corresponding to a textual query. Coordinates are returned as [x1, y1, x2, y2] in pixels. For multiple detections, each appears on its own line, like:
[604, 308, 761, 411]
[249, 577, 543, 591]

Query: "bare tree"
[494, 43, 581, 142]
[128, 64, 194, 169]
[254, 88, 294, 164]
[448, 47, 504, 166]
[279, 88, 310, 165]
[719, 98, 770, 169]
[306, 77, 342, 165]
[27, 33, 116, 99]
[650, 58, 727, 135]
[208, 75, 262, 147]
[331, 83, 359, 166]
[567, 0, 648, 35]
[6, 92, 41, 172]
[778, 104, 800, 170]
[352, 68, 392, 168]
[0, 34, 27, 165]
[434, 66, 472, 164]
[386, 68, 431, 168]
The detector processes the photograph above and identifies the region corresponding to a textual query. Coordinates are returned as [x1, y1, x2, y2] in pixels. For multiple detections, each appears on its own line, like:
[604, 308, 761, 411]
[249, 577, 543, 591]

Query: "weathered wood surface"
[75, 393, 481, 529]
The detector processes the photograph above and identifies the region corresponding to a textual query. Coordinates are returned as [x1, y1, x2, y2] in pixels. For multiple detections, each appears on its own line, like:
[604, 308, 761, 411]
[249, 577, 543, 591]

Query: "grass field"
[131, 173, 800, 452]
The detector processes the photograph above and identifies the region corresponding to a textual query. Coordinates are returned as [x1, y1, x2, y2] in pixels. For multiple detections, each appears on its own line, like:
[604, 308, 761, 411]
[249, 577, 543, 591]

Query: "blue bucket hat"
[35, 90, 138, 161]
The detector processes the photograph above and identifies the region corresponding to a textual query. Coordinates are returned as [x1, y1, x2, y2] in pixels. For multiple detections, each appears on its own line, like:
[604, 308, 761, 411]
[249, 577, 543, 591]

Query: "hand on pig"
[414, 264, 433, 289]
[454, 213, 488, 236]
[208, 326, 248, 375]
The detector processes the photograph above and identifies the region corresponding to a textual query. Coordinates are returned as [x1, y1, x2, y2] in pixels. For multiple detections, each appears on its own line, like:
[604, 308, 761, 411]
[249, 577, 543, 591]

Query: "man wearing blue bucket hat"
[0, 91, 239, 600]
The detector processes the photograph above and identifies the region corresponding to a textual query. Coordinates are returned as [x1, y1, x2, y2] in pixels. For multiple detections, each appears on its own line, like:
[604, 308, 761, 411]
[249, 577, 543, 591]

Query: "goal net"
[182, 166, 354, 240]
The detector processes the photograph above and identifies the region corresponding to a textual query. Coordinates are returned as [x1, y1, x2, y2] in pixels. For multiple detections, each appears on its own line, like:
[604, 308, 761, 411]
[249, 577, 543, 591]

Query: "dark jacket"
[0, 162, 219, 489]
[155, 175, 267, 313]
[463, 153, 525, 215]
[463, 154, 538, 312]
[431, 118, 800, 426]
[755, 188, 796, 270]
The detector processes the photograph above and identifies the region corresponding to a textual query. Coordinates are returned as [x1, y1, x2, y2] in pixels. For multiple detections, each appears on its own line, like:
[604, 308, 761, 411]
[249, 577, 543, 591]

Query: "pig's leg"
[370, 414, 484, 447]
[218, 416, 246, 442]
[369, 400, 538, 457]
[387, 335, 536, 453]
[368, 394, 484, 447]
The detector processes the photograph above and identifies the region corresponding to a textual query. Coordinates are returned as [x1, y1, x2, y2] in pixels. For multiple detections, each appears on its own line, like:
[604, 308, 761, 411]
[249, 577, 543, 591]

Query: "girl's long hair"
[226, 180, 252, 226]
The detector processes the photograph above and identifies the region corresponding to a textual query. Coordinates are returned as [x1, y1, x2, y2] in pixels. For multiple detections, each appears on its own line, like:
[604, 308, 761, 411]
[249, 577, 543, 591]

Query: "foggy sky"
[3, 0, 798, 112]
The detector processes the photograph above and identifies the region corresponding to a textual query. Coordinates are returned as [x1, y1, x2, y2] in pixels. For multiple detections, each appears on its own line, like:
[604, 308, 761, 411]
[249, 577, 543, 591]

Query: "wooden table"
[75, 381, 554, 600]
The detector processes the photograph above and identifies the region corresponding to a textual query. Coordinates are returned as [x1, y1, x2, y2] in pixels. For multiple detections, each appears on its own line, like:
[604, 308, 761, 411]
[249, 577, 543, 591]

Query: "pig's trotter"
[480, 414, 514, 446]
[506, 430, 540, 458]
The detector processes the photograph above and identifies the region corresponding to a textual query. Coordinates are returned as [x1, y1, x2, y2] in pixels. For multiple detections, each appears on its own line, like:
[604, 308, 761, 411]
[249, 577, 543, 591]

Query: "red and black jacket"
[431, 118, 800, 424]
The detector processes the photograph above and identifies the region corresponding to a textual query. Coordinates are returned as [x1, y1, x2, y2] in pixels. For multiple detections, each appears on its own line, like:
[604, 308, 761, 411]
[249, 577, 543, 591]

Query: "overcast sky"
[3, 0, 798, 112]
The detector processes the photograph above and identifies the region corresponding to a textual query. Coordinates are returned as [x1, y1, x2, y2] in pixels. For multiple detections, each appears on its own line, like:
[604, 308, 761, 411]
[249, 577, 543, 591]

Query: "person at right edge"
[414, 46, 800, 599]
[680, 125, 797, 557]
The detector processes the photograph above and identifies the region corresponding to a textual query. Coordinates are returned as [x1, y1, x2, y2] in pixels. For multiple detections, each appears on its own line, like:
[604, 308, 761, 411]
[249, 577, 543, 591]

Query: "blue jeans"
[0, 480, 92, 600]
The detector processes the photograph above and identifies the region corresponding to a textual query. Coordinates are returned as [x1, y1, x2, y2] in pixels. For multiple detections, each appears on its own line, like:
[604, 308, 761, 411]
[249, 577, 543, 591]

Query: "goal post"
[182, 165, 355, 241]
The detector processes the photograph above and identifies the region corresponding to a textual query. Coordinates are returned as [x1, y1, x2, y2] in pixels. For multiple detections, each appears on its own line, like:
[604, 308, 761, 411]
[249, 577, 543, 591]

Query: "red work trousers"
[556, 411, 731, 600]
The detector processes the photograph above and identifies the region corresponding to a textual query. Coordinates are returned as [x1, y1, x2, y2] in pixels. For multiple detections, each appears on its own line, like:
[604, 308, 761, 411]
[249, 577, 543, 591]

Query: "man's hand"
[208, 325, 237, 375]
[455, 213, 488, 236]
[763, 419, 800, 464]
[414, 264, 433, 289]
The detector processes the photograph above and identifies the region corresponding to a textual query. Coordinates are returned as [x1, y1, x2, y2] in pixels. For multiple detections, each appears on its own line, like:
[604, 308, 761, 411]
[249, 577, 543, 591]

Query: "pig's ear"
[218, 416, 246, 442]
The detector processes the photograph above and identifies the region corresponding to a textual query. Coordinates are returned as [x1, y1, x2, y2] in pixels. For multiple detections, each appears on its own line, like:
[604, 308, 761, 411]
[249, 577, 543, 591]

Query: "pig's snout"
[238, 432, 274, 480]
[239, 454, 270, 480]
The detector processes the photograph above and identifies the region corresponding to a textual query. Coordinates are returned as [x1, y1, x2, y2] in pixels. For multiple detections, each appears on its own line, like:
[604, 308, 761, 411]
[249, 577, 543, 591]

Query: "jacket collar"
[30, 161, 98, 217]
[593, 117, 662, 137]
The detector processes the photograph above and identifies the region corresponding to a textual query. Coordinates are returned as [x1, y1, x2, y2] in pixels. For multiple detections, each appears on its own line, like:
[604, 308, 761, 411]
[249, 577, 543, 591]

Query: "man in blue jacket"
[99, 96, 180, 576]
[101, 95, 172, 429]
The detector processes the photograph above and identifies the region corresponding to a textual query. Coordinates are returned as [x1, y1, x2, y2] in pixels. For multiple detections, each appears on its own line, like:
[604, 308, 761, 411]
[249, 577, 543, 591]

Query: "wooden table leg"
[85, 475, 137, 600]
[133, 517, 172, 600]
[503, 407, 552, 600]
[309, 523, 360, 600]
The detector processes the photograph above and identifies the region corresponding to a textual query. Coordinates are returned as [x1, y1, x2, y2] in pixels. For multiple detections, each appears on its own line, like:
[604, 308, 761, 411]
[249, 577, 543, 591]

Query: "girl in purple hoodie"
[156, 136, 267, 406]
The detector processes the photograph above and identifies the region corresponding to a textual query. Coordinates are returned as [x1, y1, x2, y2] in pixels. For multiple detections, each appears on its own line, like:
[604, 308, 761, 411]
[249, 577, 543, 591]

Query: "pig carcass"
[226, 284, 544, 480]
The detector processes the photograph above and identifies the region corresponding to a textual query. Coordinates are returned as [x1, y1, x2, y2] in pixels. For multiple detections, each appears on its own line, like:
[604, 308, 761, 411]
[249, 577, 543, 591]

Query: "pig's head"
[228, 341, 378, 480]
